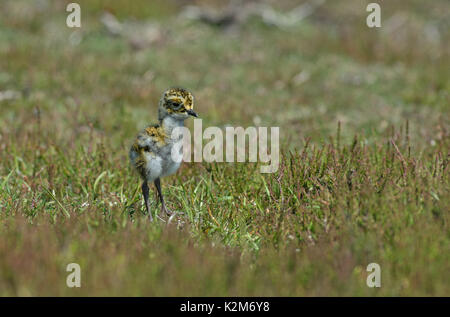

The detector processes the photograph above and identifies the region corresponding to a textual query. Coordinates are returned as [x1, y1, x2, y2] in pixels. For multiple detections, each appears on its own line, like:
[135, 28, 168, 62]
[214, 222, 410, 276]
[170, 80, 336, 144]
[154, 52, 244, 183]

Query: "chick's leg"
[154, 178, 173, 216]
[142, 181, 153, 221]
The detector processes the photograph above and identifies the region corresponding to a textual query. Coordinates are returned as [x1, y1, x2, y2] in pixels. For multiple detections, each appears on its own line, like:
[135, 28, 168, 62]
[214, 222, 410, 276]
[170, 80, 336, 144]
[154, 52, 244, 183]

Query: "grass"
[0, 0, 449, 296]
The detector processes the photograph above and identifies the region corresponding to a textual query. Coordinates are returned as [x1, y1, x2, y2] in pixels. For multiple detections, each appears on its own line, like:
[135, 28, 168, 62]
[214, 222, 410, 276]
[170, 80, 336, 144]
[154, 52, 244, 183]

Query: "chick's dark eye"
[170, 101, 183, 110]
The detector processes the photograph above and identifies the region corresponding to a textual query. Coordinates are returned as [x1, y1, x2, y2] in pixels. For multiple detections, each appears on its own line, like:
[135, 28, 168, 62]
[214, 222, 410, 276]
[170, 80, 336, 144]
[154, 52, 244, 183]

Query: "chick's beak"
[187, 109, 198, 117]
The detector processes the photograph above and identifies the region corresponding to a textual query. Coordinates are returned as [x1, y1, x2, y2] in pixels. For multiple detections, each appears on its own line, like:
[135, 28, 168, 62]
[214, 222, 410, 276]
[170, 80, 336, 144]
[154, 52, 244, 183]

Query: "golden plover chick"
[129, 88, 198, 221]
